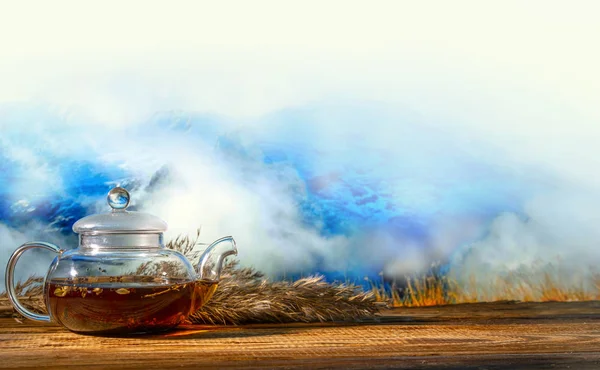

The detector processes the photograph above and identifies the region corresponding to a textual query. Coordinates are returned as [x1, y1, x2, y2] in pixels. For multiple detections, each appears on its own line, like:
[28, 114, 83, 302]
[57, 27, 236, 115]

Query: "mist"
[1, 1, 600, 293]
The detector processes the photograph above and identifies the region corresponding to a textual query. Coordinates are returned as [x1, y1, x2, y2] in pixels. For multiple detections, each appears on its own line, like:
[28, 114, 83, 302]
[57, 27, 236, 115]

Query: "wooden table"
[1, 301, 600, 369]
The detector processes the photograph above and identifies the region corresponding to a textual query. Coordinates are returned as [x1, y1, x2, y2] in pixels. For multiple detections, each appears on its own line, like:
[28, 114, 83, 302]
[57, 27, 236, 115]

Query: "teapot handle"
[5, 242, 62, 322]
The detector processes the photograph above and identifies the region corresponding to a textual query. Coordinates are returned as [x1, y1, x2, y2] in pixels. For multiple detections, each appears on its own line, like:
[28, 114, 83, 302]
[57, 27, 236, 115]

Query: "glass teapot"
[4, 187, 237, 335]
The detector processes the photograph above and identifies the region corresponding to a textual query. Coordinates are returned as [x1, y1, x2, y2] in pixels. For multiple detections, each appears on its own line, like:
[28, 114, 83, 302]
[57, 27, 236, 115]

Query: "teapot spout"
[196, 236, 237, 281]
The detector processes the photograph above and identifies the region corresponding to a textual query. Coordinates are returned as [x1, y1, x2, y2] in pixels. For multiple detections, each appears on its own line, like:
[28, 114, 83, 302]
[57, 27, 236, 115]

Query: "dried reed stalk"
[0, 276, 45, 318]
[190, 261, 378, 325]
[166, 231, 378, 324]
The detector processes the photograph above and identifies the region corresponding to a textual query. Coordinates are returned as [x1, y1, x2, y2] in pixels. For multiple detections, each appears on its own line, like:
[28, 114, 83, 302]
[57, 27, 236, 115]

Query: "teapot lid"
[72, 187, 167, 235]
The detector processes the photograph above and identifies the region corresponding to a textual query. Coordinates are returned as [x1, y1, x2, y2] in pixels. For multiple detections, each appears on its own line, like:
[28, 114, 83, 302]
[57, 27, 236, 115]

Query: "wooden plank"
[1, 301, 599, 369]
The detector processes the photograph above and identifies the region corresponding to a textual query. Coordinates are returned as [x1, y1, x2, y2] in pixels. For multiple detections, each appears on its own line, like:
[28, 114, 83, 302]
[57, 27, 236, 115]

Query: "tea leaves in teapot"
[46, 276, 197, 334]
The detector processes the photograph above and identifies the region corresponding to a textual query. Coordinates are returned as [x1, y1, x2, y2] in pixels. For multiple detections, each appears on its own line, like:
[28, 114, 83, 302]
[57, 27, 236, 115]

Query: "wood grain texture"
[1, 301, 599, 369]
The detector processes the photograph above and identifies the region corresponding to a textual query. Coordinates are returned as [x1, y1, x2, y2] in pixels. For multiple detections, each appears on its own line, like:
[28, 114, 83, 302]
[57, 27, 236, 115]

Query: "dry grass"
[0, 276, 46, 318]
[373, 270, 600, 307]
[370, 274, 456, 308]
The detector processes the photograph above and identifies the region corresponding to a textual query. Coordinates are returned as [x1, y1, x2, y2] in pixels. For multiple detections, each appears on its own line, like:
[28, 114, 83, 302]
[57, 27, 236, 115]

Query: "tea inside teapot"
[46, 276, 217, 334]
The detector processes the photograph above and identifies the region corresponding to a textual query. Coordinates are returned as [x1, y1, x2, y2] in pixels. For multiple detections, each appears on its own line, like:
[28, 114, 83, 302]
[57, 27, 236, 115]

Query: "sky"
[1, 1, 599, 291]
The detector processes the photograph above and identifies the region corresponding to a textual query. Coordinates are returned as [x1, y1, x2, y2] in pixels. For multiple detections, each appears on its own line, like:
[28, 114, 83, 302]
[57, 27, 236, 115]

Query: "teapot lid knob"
[73, 186, 167, 236]
[107, 187, 130, 211]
